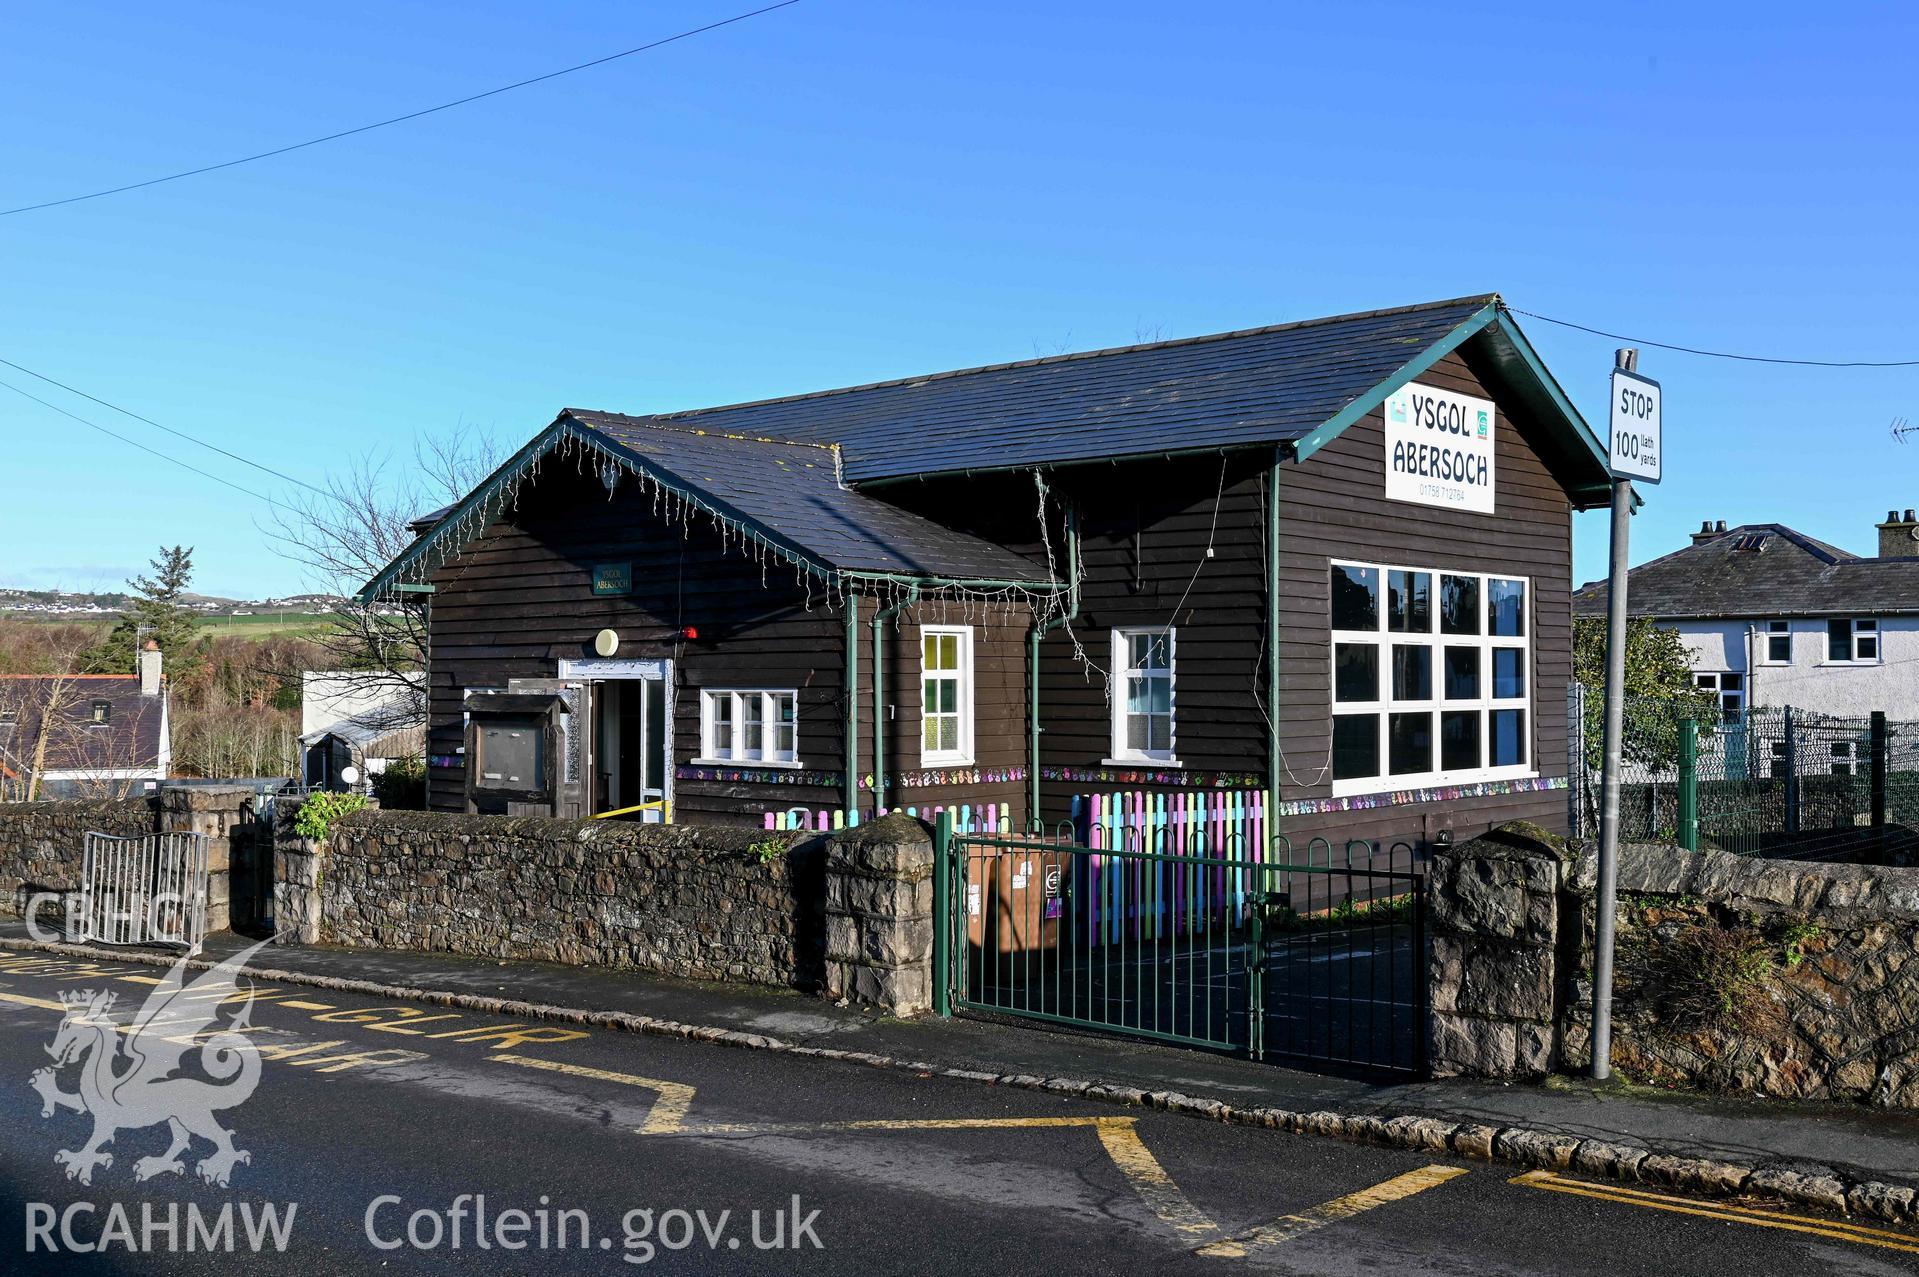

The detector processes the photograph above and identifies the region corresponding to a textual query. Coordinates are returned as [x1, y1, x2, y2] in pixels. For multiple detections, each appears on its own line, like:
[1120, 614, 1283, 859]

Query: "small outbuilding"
[364, 295, 1614, 851]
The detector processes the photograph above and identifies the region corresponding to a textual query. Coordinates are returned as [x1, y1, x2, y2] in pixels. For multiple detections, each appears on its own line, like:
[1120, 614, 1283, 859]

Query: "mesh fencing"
[1569, 685, 1919, 863]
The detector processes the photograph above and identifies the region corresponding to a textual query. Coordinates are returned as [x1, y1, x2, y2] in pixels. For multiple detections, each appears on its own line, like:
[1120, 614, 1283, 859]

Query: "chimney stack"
[1691, 520, 1724, 546]
[138, 640, 162, 697]
[1876, 508, 1919, 559]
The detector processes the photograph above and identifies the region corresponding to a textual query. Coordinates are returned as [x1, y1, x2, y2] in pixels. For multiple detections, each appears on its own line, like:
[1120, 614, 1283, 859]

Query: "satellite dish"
[340, 765, 361, 786]
[594, 628, 620, 657]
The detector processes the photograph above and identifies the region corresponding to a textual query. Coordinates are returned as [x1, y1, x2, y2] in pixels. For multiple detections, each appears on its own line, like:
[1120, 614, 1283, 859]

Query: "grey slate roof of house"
[1573, 524, 1919, 619]
[563, 411, 1056, 582]
[0, 675, 165, 776]
[574, 295, 1500, 483]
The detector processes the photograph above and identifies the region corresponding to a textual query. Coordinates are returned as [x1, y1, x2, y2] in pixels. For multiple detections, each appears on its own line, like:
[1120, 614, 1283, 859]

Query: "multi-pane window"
[1110, 628, 1176, 763]
[1694, 671, 1744, 723]
[1763, 620, 1792, 664]
[1826, 618, 1879, 663]
[921, 627, 973, 765]
[1330, 562, 1529, 794]
[1769, 738, 1861, 780]
[701, 691, 797, 764]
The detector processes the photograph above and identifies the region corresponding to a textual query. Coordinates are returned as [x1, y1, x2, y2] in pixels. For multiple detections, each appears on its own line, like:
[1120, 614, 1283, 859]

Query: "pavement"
[1, 937, 1917, 1274]
[4, 921, 1915, 1198]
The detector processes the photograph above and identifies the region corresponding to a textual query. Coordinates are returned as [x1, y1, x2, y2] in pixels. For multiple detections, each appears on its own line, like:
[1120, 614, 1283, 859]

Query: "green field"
[196, 612, 331, 635]
[6, 611, 331, 636]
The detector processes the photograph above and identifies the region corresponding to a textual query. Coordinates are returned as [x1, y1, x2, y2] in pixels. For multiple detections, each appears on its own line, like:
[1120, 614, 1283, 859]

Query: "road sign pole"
[1590, 346, 1640, 1082]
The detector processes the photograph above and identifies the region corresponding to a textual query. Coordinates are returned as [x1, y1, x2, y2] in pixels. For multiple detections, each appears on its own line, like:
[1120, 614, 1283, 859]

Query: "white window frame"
[1694, 671, 1745, 723]
[696, 689, 798, 766]
[1760, 620, 1792, 666]
[919, 626, 974, 766]
[1106, 626, 1179, 766]
[1328, 560, 1533, 797]
[1824, 617, 1881, 665]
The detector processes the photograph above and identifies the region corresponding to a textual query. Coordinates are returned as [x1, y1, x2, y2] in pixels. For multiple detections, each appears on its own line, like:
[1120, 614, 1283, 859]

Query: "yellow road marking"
[671, 1113, 1225, 1245]
[1094, 1117, 1225, 1243]
[117, 974, 163, 985]
[0, 989, 67, 1011]
[1512, 1171, 1919, 1254]
[1197, 1164, 1469, 1259]
[489, 1053, 696, 1135]
[277, 999, 334, 1010]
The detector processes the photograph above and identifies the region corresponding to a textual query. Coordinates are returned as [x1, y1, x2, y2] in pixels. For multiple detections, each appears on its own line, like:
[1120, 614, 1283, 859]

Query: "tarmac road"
[0, 947, 1913, 1276]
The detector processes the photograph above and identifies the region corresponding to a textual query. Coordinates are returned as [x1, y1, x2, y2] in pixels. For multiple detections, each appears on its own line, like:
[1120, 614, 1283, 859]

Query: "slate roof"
[0, 675, 166, 775]
[371, 294, 1615, 598]
[580, 295, 1501, 483]
[564, 412, 1054, 582]
[1573, 524, 1919, 619]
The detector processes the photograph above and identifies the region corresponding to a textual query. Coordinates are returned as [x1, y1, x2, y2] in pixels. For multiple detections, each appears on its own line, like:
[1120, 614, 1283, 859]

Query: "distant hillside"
[0, 588, 363, 622]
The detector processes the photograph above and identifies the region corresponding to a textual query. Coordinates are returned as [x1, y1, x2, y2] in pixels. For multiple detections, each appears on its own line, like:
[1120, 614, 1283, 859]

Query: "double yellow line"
[1513, 1171, 1919, 1255]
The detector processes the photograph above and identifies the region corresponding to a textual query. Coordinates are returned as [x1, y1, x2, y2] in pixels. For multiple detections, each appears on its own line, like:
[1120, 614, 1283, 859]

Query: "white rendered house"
[1575, 513, 1919, 723]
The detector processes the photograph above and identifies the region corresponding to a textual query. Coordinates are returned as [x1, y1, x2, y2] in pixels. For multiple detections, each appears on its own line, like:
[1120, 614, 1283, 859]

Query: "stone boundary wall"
[276, 810, 943, 1014]
[294, 809, 830, 991]
[1563, 844, 1919, 1105]
[1431, 823, 1919, 1107]
[0, 789, 257, 934]
[0, 796, 164, 912]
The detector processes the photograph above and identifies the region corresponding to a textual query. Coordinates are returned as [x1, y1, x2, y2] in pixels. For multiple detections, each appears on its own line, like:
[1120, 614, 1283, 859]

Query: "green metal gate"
[933, 816, 1428, 1074]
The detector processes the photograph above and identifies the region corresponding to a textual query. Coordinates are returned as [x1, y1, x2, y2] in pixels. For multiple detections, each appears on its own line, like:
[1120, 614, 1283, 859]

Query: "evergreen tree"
[87, 546, 204, 674]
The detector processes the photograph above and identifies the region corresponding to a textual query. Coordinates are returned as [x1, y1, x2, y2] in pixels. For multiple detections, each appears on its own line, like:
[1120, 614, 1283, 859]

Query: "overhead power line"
[1510, 307, 1919, 369]
[0, 1, 803, 218]
[0, 354, 328, 497]
[0, 378, 288, 511]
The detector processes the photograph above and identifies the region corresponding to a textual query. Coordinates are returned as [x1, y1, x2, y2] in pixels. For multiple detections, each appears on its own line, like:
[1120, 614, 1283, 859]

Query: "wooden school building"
[362, 294, 1616, 853]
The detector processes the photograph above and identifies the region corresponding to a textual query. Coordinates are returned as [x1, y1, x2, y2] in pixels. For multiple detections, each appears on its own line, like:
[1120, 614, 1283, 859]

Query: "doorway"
[589, 674, 670, 820]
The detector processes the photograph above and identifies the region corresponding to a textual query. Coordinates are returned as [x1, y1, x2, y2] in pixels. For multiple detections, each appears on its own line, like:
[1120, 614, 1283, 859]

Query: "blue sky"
[3, 1, 1915, 598]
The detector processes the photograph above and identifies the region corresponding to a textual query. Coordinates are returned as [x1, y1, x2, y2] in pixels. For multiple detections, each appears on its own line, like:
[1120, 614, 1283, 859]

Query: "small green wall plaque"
[592, 563, 633, 596]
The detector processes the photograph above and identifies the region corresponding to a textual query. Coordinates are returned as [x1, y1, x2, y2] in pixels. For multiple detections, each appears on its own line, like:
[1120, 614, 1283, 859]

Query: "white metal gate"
[78, 831, 210, 948]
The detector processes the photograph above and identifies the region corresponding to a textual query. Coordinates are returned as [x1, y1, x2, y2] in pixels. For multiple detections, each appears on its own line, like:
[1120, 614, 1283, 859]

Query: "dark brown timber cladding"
[1037, 456, 1271, 822]
[425, 464, 855, 824]
[873, 597, 1032, 824]
[1276, 348, 1572, 847]
[883, 457, 1273, 827]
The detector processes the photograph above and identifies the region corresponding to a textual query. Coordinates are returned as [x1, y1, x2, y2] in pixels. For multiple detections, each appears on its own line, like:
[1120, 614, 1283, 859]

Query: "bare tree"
[262, 430, 504, 734]
[173, 695, 299, 780]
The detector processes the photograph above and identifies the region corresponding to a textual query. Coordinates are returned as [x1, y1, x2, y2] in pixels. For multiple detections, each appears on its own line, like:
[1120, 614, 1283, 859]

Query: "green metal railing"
[932, 813, 1428, 1074]
[944, 827, 1256, 1053]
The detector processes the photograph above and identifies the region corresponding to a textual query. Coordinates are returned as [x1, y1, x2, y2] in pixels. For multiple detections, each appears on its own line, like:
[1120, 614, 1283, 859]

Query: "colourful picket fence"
[763, 802, 1014, 834]
[1068, 790, 1267, 940]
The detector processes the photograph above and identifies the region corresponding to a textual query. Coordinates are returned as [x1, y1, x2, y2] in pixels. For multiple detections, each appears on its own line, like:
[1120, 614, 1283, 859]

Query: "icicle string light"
[370, 420, 1065, 623]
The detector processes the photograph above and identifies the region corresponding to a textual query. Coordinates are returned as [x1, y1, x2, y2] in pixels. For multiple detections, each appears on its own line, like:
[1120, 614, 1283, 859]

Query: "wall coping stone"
[331, 808, 815, 857]
[1570, 840, 1919, 924]
[1434, 820, 1571, 866]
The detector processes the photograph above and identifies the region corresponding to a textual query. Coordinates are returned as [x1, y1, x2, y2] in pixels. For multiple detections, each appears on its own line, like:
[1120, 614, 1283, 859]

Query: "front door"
[590, 676, 669, 819]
